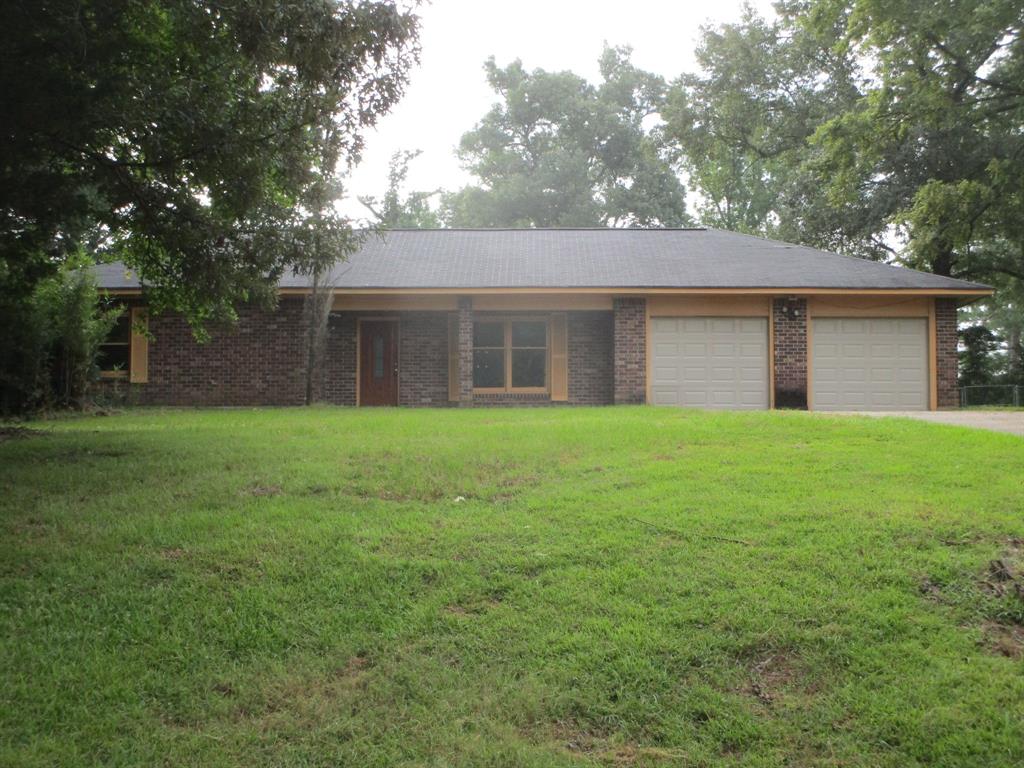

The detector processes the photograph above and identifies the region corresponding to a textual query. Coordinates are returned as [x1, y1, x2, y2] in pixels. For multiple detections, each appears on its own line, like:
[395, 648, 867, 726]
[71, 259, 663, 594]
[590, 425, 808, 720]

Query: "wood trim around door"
[806, 303, 814, 411]
[767, 297, 775, 409]
[928, 300, 938, 411]
[356, 318, 400, 406]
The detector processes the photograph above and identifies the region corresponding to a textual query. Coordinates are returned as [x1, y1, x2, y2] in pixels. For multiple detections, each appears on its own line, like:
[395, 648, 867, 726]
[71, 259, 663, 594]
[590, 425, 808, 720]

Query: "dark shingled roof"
[92, 228, 990, 292]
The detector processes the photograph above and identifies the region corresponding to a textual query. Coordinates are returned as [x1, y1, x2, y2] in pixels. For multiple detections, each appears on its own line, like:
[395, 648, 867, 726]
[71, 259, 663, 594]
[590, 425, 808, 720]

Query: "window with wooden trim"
[98, 307, 149, 383]
[472, 318, 548, 392]
[98, 313, 131, 378]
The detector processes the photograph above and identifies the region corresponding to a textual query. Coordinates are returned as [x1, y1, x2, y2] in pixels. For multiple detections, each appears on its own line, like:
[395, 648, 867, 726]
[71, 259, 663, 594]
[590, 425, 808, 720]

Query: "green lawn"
[2, 407, 1023, 767]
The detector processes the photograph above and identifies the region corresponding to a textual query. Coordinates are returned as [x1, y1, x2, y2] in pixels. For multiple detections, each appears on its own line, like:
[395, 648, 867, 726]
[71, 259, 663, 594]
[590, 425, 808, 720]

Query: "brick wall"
[399, 312, 450, 406]
[613, 297, 646, 404]
[322, 313, 357, 406]
[138, 299, 310, 406]
[773, 297, 808, 409]
[457, 297, 473, 405]
[569, 311, 613, 405]
[99, 304, 620, 408]
[935, 298, 959, 408]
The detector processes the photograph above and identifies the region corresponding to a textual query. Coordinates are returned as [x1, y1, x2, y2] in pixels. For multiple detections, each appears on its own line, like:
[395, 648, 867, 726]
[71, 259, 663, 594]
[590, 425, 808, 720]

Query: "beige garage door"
[651, 317, 769, 409]
[812, 318, 928, 411]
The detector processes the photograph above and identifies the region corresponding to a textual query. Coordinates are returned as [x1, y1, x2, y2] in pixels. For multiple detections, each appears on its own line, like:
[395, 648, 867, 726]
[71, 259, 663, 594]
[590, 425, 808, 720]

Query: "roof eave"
[100, 286, 993, 297]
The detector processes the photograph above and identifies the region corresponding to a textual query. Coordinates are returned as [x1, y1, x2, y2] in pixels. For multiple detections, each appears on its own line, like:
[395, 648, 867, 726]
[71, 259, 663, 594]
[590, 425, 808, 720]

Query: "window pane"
[511, 348, 546, 388]
[109, 314, 131, 343]
[473, 321, 504, 348]
[372, 335, 384, 379]
[511, 321, 546, 347]
[473, 349, 504, 388]
[98, 344, 130, 371]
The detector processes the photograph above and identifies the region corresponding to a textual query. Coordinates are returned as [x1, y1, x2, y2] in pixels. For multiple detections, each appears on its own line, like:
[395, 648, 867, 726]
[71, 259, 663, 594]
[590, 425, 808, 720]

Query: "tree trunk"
[1008, 324, 1022, 383]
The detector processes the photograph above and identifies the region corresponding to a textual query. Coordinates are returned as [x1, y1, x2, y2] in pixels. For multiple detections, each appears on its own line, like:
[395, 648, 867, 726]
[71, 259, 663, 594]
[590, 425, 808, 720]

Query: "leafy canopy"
[443, 47, 689, 228]
[1, 0, 420, 325]
[662, 5, 863, 250]
[805, 0, 1024, 280]
[358, 151, 442, 228]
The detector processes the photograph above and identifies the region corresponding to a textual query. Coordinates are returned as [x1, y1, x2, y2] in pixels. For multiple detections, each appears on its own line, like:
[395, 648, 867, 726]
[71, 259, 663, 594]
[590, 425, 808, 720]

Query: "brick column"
[772, 297, 808, 409]
[457, 296, 474, 405]
[613, 297, 646, 404]
[935, 298, 959, 409]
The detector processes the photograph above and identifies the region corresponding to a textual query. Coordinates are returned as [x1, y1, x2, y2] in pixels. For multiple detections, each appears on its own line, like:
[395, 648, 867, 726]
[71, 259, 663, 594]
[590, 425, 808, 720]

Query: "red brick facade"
[935, 298, 959, 408]
[569, 311, 614, 405]
[134, 299, 311, 406]
[102, 295, 962, 410]
[457, 297, 474, 405]
[613, 297, 647, 404]
[772, 298, 808, 409]
[111, 304, 619, 407]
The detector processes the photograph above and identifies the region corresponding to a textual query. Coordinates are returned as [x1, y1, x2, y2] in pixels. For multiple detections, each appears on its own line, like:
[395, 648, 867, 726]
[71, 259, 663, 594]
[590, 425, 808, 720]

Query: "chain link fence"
[959, 385, 1022, 407]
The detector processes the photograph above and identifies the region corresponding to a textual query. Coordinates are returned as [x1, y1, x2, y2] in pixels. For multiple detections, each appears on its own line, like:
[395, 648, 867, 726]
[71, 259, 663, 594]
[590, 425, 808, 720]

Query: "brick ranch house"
[94, 228, 990, 410]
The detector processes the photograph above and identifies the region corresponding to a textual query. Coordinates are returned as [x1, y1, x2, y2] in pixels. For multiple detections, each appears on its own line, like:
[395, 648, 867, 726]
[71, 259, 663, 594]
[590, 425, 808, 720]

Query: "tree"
[0, 261, 119, 413]
[443, 47, 689, 228]
[1, 1, 420, 327]
[805, 0, 1024, 280]
[964, 275, 1024, 383]
[663, 5, 862, 242]
[358, 151, 442, 228]
[959, 325, 1001, 388]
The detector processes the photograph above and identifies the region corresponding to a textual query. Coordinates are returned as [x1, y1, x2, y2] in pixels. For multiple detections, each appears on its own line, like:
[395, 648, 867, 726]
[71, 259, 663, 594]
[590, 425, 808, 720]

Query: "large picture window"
[472, 318, 548, 392]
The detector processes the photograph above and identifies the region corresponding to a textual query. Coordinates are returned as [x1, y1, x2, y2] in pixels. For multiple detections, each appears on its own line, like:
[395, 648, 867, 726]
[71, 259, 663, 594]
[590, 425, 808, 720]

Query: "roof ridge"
[373, 227, 709, 232]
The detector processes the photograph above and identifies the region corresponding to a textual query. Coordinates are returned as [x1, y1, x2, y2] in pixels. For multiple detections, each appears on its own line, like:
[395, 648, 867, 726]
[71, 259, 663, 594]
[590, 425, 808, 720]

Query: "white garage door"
[812, 318, 928, 411]
[651, 317, 769, 409]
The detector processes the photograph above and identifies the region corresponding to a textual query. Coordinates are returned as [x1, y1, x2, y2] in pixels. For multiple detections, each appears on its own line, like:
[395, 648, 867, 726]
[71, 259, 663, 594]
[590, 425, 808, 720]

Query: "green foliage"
[960, 324, 1002, 386]
[443, 47, 689, 227]
[1, 0, 419, 327]
[663, 5, 863, 246]
[1, 262, 119, 413]
[2, 407, 1023, 764]
[358, 151, 442, 228]
[805, 0, 1024, 279]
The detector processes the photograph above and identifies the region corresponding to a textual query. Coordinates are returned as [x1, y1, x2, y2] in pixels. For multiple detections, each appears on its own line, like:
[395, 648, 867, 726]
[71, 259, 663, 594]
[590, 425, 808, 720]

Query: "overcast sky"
[338, 0, 777, 221]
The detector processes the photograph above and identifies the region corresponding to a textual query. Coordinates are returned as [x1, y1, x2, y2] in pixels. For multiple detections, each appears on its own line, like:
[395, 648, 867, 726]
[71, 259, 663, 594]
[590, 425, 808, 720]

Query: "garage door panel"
[812, 317, 927, 411]
[651, 316, 768, 410]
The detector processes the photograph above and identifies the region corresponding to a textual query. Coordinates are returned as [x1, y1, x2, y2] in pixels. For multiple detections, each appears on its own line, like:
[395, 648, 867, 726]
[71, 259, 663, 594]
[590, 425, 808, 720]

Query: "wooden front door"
[359, 321, 398, 406]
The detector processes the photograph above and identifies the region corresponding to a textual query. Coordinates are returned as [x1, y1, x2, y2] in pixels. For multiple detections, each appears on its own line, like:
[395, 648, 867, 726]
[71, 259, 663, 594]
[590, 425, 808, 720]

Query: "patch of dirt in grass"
[737, 651, 811, 706]
[11, 517, 50, 539]
[0, 426, 44, 442]
[444, 595, 503, 616]
[349, 485, 448, 503]
[159, 547, 187, 560]
[924, 539, 1024, 659]
[982, 622, 1024, 659]
[47, 447, 127, 461]
[234, 654, 375, 719]
[919, 577, 948, 603]
[246, 484, 281, 497]
[547, 721, 683, 765]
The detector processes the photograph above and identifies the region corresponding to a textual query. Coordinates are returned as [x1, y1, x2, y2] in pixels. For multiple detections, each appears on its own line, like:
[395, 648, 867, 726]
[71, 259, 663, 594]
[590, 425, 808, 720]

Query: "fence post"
[960, 386, 967, 407]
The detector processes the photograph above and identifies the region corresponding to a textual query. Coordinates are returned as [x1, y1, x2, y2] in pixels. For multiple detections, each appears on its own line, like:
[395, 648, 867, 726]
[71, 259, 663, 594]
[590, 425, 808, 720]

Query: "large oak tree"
[1, 0, 420, 326]
[443, 47, 689, 228]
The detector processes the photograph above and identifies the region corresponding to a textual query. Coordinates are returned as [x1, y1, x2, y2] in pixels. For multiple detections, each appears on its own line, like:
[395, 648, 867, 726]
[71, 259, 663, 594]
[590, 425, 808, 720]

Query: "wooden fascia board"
[100, 286, 993, 298]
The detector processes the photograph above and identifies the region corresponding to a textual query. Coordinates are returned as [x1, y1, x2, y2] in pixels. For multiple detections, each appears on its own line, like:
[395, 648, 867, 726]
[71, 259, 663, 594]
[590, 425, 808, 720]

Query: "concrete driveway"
[829, 410, 1024, 436]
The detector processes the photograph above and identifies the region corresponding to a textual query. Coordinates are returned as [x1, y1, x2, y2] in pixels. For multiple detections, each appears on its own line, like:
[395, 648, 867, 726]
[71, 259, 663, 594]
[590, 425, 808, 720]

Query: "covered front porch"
[327, 293, 637, 407]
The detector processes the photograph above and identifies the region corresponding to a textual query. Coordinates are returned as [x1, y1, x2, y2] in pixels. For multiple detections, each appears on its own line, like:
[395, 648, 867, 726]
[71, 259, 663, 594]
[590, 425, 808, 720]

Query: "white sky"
[338, 0, 777, 221]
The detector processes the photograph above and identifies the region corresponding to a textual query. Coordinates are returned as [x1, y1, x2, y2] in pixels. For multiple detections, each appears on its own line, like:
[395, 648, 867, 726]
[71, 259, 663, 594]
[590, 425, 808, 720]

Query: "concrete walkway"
[830, 410, 1024, 437]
